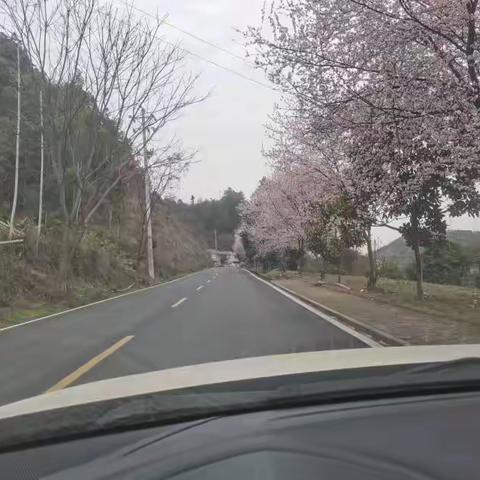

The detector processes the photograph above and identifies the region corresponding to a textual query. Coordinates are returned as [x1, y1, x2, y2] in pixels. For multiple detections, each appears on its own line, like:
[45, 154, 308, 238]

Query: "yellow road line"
[46, 335, 135, 393]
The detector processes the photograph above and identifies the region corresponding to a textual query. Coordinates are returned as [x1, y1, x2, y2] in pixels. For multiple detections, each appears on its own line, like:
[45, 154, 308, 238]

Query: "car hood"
[1, 344, 480, 421]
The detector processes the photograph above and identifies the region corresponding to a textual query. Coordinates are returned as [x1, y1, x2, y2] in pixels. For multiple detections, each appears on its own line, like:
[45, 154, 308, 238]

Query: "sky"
[118, 0, 280, 203]
[114, 0, 479, 246]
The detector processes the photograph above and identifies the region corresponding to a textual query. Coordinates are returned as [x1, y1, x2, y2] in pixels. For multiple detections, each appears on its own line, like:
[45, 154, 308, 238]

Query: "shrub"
[378, 260, 404, 280]
[0, 251, 18, 306]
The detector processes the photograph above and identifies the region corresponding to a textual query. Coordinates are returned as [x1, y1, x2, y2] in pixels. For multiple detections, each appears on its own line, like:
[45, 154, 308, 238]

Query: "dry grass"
[260, 269, 479, 326]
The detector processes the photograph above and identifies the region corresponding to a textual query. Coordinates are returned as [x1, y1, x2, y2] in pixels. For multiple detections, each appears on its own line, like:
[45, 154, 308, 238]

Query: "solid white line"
[171, 297, 187, 308]
[0, 270, 207, 334]
[243, 270, 381, 348]
[196, 285, 204, 291]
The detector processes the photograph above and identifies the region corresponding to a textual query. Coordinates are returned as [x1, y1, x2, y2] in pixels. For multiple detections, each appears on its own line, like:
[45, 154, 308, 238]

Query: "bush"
[0, 251, 18, 306]
[73, 230, 135, 287]
[378, 260, 404, 280]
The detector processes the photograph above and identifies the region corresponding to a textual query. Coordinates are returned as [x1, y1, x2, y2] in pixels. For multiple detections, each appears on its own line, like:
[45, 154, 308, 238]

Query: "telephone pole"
[142, 108, 155, 283]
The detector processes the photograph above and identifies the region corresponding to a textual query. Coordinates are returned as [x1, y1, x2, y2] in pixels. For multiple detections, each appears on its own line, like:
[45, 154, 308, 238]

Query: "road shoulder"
[272, 275, 479, 345]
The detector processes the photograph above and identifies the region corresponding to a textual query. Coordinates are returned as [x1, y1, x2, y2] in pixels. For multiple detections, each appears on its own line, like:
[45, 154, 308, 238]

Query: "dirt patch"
[275, 276, 480, 345]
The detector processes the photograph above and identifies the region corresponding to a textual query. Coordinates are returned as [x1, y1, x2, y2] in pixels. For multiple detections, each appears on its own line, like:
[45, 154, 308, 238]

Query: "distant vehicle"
[0, 346, 479, 479]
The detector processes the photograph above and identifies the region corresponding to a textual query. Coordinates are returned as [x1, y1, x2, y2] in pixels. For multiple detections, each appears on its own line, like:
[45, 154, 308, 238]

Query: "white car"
[0, 345, 479, 479]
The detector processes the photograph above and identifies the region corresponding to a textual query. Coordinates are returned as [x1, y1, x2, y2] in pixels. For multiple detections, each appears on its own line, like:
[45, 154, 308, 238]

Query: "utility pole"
[9, 43, 21, 240]
[142, 108, 155, 283]
[214, 228, 218, 251]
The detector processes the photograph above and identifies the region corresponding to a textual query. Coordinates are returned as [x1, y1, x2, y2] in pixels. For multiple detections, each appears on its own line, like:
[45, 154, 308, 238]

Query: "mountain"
[377, 230, 480, 268]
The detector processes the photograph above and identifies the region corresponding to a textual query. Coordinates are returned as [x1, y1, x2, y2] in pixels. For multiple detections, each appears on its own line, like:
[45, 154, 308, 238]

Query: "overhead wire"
[110, 0, 277, 92]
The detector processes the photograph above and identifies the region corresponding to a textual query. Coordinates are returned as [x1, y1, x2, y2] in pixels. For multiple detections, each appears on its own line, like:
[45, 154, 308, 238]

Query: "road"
[0, 267, 370, 406]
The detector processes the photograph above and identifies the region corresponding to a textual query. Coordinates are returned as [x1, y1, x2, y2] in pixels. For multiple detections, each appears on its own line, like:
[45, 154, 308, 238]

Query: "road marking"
[0, 270, 211, 334]
[46, 336, 134, 393]
[207, 279, 211, 283]
[196, 285, 204, 291]
[243, 270, 381, 348]
[171, 297, 187, 308]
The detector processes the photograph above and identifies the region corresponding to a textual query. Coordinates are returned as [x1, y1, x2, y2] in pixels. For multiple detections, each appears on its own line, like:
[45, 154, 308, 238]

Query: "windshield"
[0, 0, 480, 437]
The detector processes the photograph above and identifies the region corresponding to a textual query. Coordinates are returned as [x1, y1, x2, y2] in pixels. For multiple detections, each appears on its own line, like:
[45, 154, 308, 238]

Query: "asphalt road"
[0, 267, 369, 406]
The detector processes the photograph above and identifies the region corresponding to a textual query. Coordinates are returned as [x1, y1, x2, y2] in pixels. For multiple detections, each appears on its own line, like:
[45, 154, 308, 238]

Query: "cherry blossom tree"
[246, 0, 480, 298]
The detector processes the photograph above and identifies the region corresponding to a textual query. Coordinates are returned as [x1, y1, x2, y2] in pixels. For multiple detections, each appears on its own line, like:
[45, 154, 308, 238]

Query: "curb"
[252, 271, 408, 347]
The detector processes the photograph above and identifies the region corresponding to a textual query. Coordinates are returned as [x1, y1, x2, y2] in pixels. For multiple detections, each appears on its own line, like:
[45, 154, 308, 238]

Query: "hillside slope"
[377, 230, 480, 268]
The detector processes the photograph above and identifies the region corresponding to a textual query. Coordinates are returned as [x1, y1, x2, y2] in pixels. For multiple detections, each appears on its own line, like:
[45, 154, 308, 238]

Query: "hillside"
[377, 230, 480, 268]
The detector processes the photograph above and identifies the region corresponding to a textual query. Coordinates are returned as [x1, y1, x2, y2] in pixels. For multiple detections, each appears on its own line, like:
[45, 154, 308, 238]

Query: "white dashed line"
[171, 297, 187, 308]
[196, 286, 204, 291]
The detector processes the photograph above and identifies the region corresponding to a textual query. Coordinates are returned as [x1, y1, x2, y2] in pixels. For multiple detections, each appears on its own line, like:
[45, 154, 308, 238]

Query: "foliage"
[239, 230, 257, 264]
[166, 188, 245, 250]
[422, 241, 471, 286]
[377, 260, 404, 281]
[244, 0, 480, 298]
[0, 250, 18, 305]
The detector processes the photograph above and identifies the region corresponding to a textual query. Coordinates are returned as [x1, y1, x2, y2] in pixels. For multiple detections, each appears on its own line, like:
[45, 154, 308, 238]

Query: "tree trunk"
[366, 228, 377, 290]
[35, 89, 45, 255]
[58, 224, 72, 296]
[9, 44, 21, 240]
[107, 204, 113, 231]
[142, 108, 155, 284]
[412, 239, 424, 300]
[337, 259, 342, 283]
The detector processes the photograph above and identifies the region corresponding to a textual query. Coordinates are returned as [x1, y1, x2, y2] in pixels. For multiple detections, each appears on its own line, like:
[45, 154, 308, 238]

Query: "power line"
[111, 0, 276, 92]
[163, 20, 256, 68]
[113, 0, 254, 67]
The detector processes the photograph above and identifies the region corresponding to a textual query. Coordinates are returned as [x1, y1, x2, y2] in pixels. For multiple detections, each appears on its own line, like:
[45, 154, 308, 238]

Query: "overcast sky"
[117, 0, 479, 245]
[124, 0, 279, 202]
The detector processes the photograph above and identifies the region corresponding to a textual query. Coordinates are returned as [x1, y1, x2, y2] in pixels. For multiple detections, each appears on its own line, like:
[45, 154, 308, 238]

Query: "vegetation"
[166, 188, 244, 251]
[242, 1, 480, 299]
[0, 2, 220, 322]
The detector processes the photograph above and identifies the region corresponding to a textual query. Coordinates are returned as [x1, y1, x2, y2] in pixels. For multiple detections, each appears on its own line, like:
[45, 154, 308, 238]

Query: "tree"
[8, 41, 21, 239]
[246, 0, 480, 298]
[423, 241, 470, 286]
[2, 0, 202, 290]
[307, 196, 366, 283]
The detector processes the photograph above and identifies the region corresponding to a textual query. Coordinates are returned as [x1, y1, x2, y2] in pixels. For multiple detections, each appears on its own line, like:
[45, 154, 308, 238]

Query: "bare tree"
[2, 0, 204, 291]
[1, 0, 54, 246]
[8, 42, 21, 240]
[135, 138, 195, 277]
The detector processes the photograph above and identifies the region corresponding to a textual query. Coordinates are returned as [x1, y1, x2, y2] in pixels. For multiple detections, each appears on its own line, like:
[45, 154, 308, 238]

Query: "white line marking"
[0, 270, 209, 333]
[243, 270, 380, 348]
[207, 280, 211, 283]
[196, 285, 204, 291]
[171, 297, 187, 308]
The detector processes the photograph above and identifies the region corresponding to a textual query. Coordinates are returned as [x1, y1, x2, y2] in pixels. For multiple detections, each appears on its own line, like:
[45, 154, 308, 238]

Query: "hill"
[377, 230, 480, 268]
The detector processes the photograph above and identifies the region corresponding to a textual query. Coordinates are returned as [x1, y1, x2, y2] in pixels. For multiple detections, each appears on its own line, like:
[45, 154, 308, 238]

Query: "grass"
[260, 268, 299, 281]
[257, 268, 479, 324]
[0, 304, 64, 329]
[0, 269, 204, 330]
[265, 269, 480, 325]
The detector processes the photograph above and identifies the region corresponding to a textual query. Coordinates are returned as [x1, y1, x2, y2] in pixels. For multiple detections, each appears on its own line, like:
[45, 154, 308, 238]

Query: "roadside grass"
[0, 269, 204, 330]
[259, 269, 479, 325]
[0, 304, 64, 329]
